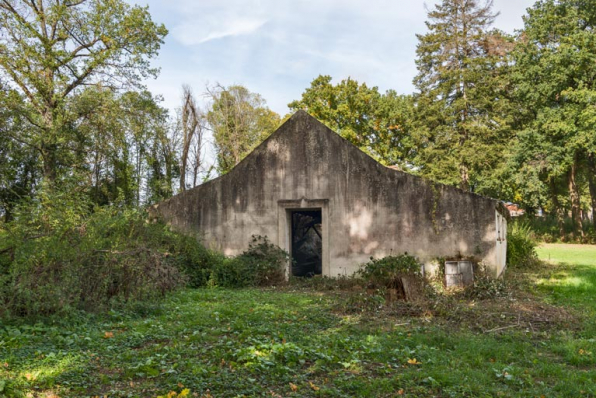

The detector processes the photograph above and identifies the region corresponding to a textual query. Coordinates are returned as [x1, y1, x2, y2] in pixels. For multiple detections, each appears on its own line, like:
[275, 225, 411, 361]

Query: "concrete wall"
[152, 111, 507, 278]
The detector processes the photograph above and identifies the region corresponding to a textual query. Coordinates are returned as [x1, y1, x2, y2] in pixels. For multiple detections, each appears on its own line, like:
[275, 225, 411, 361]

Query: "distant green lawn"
[1, 246, 596, 397]
[536, 244, 596, 315]
[537, 243, 596, 267]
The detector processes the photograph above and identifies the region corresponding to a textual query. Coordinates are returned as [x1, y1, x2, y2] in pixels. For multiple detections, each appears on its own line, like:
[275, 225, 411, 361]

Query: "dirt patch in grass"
[287, 263, 581, 335]
[335, 293, 580, 334]
[437, 298, 578, 333]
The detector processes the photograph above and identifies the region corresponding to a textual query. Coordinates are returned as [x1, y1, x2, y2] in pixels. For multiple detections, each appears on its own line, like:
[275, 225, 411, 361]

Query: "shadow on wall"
[337, 200, 501, 276]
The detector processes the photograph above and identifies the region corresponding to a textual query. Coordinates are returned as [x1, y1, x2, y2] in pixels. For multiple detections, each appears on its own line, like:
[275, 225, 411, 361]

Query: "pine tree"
[414, 0, 514, 192]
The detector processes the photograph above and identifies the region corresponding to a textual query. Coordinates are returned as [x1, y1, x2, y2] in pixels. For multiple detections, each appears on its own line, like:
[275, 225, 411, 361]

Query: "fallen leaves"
[407, 358, 421, 365]
[103, 331, 114, 339]
[157, 389, 190, 398]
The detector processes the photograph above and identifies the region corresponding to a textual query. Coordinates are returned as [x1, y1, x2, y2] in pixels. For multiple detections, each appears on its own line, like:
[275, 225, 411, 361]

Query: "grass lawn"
[536, 244, 596, 316]
[2, 246, 596, 397]
[537, 244, 596, 267]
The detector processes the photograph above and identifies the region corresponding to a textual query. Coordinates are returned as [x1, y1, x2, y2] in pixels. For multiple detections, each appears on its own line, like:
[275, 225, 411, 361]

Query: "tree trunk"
[588, 153, 596, 230]
[180, 87, 199, 192]
[41, 143, 57, 185]
[192, 165, 198, 188]
[459, 162, 470, 191]
[179, 150, 188, 192]
[41, 109, 57, 185]
[549, 178, 565, 239]
[568, 152, 584, 239]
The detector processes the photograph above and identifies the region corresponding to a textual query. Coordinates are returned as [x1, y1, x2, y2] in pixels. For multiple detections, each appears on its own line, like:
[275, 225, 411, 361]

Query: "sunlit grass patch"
[537, 244, 596, 267]
[536, 244, 596, 317]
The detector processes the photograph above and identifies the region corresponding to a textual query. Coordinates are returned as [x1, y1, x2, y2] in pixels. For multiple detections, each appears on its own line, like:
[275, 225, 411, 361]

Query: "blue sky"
[135, 0, 535, 116]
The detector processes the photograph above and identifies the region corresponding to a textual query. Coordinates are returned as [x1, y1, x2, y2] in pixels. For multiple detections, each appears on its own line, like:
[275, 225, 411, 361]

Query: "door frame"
[278, 199, 330, 278]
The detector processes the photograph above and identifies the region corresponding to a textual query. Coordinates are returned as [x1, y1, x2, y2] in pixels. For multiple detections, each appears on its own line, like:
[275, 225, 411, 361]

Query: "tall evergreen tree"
[512, 0, 596, 237]
[414, 0, 514, 193]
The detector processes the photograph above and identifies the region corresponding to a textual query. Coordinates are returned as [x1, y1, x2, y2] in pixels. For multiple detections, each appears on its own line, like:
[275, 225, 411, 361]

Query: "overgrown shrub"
[507, 221, 538, 268]
[207, 235, 288, 288]
[0, 190, 191, 317]
[0, 185, 291, 317]
[358, 253, 422, 289]
[462, 271, 511, 300]
[357, 254, 424, 301]
[167, 234, 225, 288]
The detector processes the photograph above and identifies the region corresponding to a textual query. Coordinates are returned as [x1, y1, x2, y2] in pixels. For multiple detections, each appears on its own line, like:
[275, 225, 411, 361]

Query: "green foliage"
[0, 378, 26, 398]
[289, 274, 362, 291]
[358, 253, 423, 289]
[206, 85, 281, 174]
[464, 272, 511, 300]
[340, 291, 387, 313]
[0, 0, 167, 185]
[2, 244, 596, 397]
[0, 189, 290, 316]
[289, 75, 416, 167]
[0, 83, 38, 223]
[507, 221, 538, 267]
[0, 188, 188, 317]
[207, 235, 288, 288]
[75, 88, 177, 207]
[524, 215, 596, 244]
[510, 0, 596, 237]
[413, 0, 515, 193]
[166, 234, 222, 289]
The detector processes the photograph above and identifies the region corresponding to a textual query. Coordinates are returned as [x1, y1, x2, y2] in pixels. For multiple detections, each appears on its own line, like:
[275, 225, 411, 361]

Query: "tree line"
[291, 0, 596, 240]
[1, 0, 595, 240]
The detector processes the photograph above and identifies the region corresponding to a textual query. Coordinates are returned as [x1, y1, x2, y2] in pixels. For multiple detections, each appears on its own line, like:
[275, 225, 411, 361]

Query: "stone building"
[153, 111, 508, 278]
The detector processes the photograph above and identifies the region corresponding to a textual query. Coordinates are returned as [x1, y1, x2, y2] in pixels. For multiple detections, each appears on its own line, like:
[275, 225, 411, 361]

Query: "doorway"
[290, 210, 322, 277]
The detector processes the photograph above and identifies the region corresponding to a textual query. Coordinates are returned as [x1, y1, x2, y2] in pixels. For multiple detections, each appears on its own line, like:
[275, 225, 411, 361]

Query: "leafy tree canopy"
[0, 0, 168, 184]
[206, 84, 281, 174]
[289, 75, 415, 168]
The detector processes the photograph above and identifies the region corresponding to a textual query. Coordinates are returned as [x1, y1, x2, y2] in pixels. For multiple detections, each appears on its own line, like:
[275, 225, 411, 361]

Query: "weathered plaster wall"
[153, 111, 507, 278]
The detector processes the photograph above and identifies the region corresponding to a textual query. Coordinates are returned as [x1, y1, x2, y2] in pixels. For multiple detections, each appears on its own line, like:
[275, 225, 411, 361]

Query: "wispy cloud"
[139, 0, 535, 116]
[173, 17, 268, 45]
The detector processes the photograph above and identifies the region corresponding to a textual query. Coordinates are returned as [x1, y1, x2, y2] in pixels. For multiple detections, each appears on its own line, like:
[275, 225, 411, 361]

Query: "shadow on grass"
[537, 262, 596, 318]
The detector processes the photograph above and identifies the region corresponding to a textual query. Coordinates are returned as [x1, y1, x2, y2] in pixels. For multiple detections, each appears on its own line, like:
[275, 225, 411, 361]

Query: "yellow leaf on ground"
[289, 382, 298, 392]
[179, 389, 190, 397]
[103, 331, 114, 339]
[407, 358, 421, 365]
[309, 381, 320, 391]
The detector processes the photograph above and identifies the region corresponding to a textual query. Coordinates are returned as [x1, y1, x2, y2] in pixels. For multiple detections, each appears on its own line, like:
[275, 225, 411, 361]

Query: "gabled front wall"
[153, 111, 507, 278]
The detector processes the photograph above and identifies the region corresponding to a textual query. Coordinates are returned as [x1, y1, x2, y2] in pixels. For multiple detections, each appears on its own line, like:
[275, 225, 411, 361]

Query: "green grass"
[2, 247, 596, 397]
[536, 243, 596, 318]
[537, 244, 596, 267]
